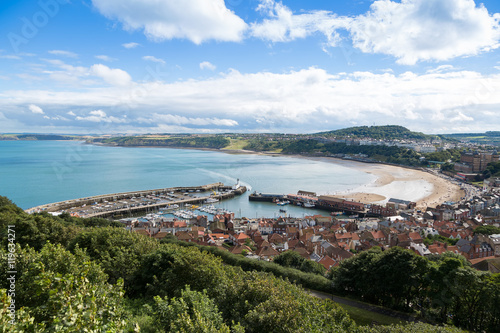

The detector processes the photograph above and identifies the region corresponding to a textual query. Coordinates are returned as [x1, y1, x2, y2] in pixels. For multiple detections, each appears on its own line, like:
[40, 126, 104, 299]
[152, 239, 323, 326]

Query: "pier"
[26, 182, 247, 219]
[249, 192, 368, 217]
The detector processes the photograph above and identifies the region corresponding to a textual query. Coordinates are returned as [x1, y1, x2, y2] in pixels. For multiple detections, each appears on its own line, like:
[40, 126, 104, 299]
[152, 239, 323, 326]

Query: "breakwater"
[26, 182, 247, 219]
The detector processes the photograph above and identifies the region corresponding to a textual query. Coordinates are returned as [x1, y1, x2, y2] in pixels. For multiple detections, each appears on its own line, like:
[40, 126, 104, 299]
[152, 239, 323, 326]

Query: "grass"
[222, 138, 249, 150]
[337, 303, 406, 326]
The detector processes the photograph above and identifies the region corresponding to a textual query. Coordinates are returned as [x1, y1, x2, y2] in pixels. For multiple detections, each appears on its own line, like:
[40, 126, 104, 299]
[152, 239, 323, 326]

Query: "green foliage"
[164, 239, 333, 292]
[474, 225, 500, 235]
[356, 322, 466, 333]
[427, 251, 471, 267]
[243, 138, 285, 152]
[68, 227, 161, 289]
[1, 134, 73, 141]
[318, 125, 431, 141]
[273, 250, 326, 275]
[0, 211, 80, 251]
[331, 246, 500, 332]
[424, 148, 461, 163]
[0, 243, 126, 332]
[331, 247, 430, 311]
[440, 162, 455, 172]
[483, 161, 500, 179]
[219, 270, 355, 333]
[132, 244, 231, 299]
[91, 135, 230, 149]
[423, 234, 458, 247]
[0, 289, 40, 332]
[153, 286, 237, 333]
[280, 139, 423, 166]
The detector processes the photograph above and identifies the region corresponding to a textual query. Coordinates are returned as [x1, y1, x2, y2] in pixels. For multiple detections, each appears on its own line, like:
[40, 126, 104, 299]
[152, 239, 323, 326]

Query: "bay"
[0, 140, 375, 218]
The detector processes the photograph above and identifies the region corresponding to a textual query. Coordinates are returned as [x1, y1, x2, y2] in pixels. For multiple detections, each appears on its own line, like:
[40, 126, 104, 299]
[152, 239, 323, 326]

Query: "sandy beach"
[209, 148, 465, 210]
[298, 156, 464, 210]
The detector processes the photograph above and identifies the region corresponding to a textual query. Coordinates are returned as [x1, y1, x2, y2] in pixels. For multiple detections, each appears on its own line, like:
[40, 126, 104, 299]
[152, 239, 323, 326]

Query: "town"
[119, 174, 500, 274]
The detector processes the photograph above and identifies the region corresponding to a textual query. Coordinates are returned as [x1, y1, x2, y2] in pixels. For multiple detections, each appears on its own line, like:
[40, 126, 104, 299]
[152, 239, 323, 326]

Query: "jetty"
[249, 191, 368, 217]
[26, 182, 246, 219]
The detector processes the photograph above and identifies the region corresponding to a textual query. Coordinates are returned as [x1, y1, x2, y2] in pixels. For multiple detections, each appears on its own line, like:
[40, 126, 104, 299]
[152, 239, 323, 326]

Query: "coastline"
[88, 142, 464, 210]
[299, 156, 464, 210]
[218, 149, 465, 210]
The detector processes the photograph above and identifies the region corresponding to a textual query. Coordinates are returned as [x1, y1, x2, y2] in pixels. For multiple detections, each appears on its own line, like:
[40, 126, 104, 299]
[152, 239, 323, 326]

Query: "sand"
[219, 149, 465, 209]
[300, 157, 464, 209]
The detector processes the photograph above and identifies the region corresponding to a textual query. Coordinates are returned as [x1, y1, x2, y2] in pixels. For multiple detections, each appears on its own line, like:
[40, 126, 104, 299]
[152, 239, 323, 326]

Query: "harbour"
[26, 182, 247, 219]
[249, 191, 369, 216]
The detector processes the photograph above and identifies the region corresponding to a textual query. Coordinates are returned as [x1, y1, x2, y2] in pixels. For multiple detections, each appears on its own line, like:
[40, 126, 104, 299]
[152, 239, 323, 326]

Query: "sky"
[1, 0, 500, 135]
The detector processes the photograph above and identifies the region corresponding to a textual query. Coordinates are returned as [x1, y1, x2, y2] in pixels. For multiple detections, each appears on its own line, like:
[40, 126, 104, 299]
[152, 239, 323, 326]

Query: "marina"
[26, 182, 246, 219]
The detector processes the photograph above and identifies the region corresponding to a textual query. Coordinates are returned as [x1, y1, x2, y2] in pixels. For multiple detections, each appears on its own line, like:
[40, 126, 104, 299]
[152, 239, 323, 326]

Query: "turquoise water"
[0, 141, 375, 218]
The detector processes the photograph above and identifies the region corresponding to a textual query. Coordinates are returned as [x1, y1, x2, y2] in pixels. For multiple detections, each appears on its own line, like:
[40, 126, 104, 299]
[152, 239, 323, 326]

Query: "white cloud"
[40, 60, 132, 87]
[142, 56, 165, 64]
[92, 0, 248, 44]
[141, 114, 237, 127]
[0, 55, 22, 60]
[426, 65, 456, 74]
[122, 42, 140, 49]
[48, 50, 78, 58]
[4, 67, 500, 133]
[67, 111, 76, 116]
[251, 0, 350, 47]
[348, 0, 500, 65]
[450, 111, 474, 122]
[76, 109, 128, 123]
[90, 64, 132, 86]
[251, 0, 500, 64]
[29, 104, 44, 114]
[200, 61, 216, 71]
[95, 55, 115, 62]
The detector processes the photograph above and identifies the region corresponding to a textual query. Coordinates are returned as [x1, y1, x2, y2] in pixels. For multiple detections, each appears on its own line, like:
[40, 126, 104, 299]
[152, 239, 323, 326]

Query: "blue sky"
[1, 0, 500, 134]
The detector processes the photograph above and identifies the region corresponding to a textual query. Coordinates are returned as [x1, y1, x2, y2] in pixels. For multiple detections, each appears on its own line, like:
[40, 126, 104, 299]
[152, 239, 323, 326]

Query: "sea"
[0, 140, 376, 218]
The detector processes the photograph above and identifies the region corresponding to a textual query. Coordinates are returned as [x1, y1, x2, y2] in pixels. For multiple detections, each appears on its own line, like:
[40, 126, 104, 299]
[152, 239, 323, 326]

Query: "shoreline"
[87, 142, 464, 210]
[299, 156, 464, 210]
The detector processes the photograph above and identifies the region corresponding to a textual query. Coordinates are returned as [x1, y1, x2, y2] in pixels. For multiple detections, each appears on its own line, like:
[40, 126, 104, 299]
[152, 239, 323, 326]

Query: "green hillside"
[317, 125, 437, 141]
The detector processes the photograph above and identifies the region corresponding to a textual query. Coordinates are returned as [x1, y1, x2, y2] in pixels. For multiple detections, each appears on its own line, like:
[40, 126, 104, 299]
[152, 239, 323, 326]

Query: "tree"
[330, 247, 430, 310]
[273, 250, 326, 275]
[0, 243, 126, 332]
[474, 225, 500, 235]
[132, 244, 230, 299]
[153, 286, 242, 333]
[68, 227, 160, 290]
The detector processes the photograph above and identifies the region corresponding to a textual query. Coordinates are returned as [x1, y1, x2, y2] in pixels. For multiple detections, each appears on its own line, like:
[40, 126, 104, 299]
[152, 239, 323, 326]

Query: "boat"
[279, 209, 287, 213]
[303, 202, 315, 208]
